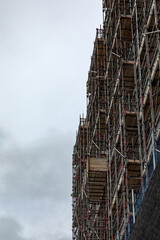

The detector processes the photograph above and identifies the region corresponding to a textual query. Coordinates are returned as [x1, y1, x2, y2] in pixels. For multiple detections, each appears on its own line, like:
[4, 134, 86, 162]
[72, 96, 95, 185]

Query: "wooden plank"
[88, 157, 108, 172]
[127, 159, 140, 164]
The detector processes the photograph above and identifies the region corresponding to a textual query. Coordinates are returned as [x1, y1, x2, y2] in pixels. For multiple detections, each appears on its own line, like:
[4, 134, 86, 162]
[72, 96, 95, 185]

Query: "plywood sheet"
[88, 158, 108, 172]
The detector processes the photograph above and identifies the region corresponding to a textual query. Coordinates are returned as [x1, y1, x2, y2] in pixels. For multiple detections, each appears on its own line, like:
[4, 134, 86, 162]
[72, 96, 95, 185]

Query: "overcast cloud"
[0, 216, 27, 240]
[0, 0, 101, 239]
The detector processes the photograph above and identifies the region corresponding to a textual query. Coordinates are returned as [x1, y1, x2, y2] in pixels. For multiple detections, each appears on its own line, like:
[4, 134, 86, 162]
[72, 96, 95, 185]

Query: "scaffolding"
[72, 0, 160, 239]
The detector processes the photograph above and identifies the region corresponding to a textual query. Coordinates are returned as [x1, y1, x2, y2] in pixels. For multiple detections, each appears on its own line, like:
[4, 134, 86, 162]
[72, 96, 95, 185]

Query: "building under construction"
[72, 0, 160, 239]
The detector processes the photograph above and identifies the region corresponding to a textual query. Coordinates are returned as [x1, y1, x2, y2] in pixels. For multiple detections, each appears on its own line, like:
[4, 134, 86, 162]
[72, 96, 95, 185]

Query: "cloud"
[0, 128, 73, 201]
[0, 215, 71, 240]
[0, 128, 73, 239]
[40, 233, 71, 240]
[0, 216, 28, 240]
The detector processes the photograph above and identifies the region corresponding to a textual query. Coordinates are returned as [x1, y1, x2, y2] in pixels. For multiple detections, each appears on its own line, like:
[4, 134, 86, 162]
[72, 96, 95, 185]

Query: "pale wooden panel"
[88, 158, 108, 172]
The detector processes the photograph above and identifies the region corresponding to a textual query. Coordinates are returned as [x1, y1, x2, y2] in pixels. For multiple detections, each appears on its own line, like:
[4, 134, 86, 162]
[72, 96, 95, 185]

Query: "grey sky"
[0, 0, 101, 239]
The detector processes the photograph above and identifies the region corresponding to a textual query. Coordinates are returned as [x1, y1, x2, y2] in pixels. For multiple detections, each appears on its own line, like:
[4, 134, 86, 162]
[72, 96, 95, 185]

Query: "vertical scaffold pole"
[132, 189, 135, 224]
